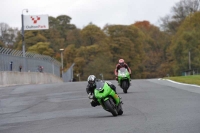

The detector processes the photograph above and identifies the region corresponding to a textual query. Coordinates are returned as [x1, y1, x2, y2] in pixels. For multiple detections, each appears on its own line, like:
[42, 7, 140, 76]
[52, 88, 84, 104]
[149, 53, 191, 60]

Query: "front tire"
[104, 98, 118, 116]
[117, 103, 123, 115]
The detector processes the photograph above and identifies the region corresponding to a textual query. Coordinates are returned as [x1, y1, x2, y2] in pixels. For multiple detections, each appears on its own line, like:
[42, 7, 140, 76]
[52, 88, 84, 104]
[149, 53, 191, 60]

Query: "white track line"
[160, 78, 200, 88]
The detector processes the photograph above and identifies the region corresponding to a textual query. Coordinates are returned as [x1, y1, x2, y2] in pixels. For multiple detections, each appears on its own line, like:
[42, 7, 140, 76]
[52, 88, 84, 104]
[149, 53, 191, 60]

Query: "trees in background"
[167, 11, 200, 75]
[0, 23, 18, 47]
[160, 0, 200, 34]
[159, 0, 200, 76]
[1, 0, 200, 80]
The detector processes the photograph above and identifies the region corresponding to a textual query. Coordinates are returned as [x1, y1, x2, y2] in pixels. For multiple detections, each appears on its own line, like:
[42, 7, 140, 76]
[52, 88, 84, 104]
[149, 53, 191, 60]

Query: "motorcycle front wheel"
[122, 81, 129, 93]
[104, 98, 118, 116]
[117, 102, 123, 115]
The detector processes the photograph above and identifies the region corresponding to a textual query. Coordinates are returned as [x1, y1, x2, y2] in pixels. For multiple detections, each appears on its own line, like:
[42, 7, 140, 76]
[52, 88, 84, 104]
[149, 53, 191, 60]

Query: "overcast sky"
[0, 0, 180, 29]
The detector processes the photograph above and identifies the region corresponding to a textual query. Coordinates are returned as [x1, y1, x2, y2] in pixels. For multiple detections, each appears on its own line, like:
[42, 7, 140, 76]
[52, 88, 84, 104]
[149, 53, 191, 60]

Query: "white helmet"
[87, 75, 96, 87]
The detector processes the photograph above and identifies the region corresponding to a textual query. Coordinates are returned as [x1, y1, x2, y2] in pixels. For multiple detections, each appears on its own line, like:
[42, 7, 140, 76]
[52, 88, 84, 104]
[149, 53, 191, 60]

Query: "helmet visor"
[89, 80, 95, 85]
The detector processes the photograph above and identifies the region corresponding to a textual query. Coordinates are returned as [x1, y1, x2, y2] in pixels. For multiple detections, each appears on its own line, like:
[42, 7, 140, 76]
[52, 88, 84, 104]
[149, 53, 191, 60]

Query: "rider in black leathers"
[86, 75, 117, 107]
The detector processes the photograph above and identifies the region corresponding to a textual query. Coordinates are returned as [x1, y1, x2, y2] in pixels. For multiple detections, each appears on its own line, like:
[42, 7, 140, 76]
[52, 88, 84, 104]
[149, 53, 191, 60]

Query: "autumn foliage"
[1, 0, 200, 80]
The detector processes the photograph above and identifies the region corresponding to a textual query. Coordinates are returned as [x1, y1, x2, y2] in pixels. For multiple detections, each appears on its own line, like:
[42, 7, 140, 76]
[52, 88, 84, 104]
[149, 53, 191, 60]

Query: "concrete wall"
[0, 71, 63, 87]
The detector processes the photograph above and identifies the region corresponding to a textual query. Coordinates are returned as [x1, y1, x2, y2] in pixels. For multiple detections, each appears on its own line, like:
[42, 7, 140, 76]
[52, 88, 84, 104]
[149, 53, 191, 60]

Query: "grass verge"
[164, 75, 200, 86]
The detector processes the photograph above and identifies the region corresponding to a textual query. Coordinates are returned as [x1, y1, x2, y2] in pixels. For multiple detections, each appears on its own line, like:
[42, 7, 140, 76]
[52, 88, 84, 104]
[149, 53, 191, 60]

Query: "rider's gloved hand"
[115, 76, 118, 81]
[88, 93, 94, 99]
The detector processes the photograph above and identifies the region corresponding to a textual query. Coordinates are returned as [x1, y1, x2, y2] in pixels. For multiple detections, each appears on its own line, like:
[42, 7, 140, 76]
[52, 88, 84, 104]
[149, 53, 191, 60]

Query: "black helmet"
[87, 75, 96, 87]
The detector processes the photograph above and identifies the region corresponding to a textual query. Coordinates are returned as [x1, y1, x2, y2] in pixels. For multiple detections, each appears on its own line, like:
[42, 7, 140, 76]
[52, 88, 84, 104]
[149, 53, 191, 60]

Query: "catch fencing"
[0, 47, 61, 77]
[62, 63, 75, 82]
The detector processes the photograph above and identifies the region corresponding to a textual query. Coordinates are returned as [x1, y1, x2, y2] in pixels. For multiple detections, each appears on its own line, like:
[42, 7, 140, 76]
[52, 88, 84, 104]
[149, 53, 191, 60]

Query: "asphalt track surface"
[1, 79, 200, 133]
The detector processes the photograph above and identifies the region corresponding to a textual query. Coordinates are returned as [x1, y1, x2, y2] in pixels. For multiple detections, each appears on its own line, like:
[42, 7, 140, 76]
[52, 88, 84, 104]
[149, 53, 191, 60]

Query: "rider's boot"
[90, 98, 100, 107]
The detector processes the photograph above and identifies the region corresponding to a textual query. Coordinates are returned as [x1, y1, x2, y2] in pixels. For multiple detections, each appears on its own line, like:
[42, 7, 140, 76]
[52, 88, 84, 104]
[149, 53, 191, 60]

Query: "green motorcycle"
[91, 80, 123, 116]
[118, 68, 131, 93]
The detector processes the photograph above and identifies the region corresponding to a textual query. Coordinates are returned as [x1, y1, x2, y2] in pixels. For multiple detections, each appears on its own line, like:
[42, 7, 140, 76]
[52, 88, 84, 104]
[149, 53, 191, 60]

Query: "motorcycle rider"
[114, 59, 131, 81]
[86, 75, 117, 107]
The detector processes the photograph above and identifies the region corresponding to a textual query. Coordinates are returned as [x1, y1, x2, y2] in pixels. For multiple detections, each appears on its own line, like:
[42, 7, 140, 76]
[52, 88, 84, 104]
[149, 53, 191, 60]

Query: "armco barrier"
[0, 71, 63, 87]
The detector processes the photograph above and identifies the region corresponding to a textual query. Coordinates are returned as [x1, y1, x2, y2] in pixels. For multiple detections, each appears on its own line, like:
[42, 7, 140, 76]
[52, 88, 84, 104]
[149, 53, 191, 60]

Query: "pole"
[77, 74, 80, 81]
[61, 51, 63, 77]
[189, 50, 191, 70]
[52, 62, 54, 75]
[189, 50, 191, 75]
[21, 14, 26, 72]
[22, 14, 25, 58]
[21, 9, 28, 71]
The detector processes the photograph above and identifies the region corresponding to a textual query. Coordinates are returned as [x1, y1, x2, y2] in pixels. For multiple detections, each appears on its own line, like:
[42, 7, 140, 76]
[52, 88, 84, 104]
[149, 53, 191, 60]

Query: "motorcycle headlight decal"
[119, 73, 126, 77]
[96, 87, 103, 91]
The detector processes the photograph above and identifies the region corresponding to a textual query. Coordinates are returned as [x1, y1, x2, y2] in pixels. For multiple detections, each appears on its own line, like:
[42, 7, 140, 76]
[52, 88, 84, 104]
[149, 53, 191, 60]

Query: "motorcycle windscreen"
[118, 68, 129, 77]
[95, 80, 105, 91]
[118, 67, 126, 73]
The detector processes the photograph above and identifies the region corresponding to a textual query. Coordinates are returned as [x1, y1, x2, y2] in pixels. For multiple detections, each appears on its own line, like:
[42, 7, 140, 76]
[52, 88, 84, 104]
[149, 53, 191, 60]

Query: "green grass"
[164, 75, 200, 86]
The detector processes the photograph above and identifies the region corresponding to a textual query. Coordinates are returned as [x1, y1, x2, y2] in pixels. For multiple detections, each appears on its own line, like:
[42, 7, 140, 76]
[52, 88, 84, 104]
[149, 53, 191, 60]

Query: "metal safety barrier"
[0, 47, 61, 77]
